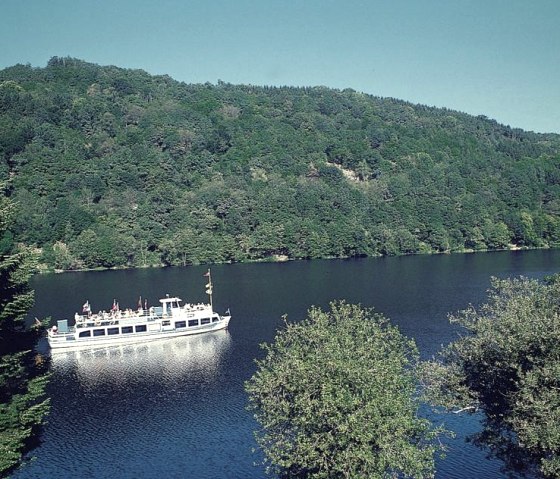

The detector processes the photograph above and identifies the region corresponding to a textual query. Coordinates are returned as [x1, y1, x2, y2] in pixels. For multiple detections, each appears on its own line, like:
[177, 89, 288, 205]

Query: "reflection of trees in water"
[468, 419, 540, 478]
[422, 276, 560, 478]
[50, 331, 232, 390]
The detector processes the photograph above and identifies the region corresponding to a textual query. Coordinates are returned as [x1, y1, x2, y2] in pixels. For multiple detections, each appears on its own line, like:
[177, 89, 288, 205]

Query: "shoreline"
[36, 244, 554, 275]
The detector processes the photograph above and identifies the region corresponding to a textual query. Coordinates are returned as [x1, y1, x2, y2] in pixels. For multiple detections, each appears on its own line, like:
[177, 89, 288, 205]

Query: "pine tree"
[0, 186, 50, 477]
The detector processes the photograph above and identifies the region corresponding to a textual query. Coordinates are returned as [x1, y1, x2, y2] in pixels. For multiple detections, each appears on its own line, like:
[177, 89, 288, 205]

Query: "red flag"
[82, 301, 91, 313]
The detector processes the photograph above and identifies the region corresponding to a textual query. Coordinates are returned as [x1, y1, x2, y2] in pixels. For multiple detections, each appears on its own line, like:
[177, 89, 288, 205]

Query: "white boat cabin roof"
[160, 296, 182, 305]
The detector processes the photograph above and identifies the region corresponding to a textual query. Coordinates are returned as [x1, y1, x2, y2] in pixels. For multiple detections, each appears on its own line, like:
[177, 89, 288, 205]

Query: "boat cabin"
[160, 296, 182, 317]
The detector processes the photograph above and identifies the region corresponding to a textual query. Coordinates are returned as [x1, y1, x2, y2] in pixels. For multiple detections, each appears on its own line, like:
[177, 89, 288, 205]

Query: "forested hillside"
[1, 57, 560, 270]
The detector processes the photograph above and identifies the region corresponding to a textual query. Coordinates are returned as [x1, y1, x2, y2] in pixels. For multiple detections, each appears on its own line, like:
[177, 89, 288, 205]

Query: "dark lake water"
[13, 250, 560, 478]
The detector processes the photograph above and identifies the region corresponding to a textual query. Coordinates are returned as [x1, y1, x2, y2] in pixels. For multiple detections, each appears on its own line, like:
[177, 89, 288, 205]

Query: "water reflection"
[18, 252, 560, 479]
[50, 331, 232, 388]
[13, 329, 253, 479]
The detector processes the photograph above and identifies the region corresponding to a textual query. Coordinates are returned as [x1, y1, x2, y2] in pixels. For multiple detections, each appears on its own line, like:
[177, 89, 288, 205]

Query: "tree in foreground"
[422, 276, 560, 478]
[246, 301, 445, 479]
[0, 187, 50, 477]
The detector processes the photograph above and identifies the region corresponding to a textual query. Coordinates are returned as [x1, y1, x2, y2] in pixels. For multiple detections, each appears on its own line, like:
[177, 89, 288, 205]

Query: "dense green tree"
[421, 276, 560, 477]
[1, 58, 560, 270]
[481, 220, 511, 249]
[246, 302, 445, 478]
[0, 186, 50, 477]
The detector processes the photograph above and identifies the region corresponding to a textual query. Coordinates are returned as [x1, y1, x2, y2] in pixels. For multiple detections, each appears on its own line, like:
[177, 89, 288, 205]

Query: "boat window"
[121, 326, 133, 334]
[188, 319, 199, 327]
[93, 329, 106, 337]
[79, 330, 91, 338]
[135, 325, 147, 333]
[107, 327, 119, 335]
[175, 321, 186, 328]
[212, 317, 219, 323]
[201, 318, 211, 325]
[162, 320, 170, 326]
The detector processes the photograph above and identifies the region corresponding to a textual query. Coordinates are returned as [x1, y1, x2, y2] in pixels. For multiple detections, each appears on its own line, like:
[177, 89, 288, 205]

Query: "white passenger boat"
[47, 269, 231, 350]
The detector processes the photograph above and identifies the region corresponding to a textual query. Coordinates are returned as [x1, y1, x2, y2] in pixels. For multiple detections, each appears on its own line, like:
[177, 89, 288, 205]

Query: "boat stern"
[47, 320, 75, 349]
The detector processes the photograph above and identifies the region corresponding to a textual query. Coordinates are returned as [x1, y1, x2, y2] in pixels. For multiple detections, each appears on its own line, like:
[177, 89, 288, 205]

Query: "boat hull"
[48, 316, 231, 350]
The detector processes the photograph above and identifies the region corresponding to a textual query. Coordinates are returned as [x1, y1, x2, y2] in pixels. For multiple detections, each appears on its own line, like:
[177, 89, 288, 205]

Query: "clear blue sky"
[2, 0, 559, 133]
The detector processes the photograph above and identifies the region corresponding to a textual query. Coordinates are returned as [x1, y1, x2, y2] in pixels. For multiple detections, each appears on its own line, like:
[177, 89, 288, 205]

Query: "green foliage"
[0, 186, 50, 477]
[421, 276, 560, 477]
[1, 59, 560, 270]
[246, 301, 445, 478]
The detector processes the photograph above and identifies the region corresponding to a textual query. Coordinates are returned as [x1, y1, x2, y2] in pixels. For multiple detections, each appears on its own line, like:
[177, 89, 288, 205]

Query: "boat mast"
[205, 268, 213, 309]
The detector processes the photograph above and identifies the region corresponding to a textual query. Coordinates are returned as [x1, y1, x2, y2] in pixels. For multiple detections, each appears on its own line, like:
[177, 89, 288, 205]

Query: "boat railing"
[48, 328, 73, 338]
[68, 302, 215, 329]
[183, 303, 212, 312]
[74, 309, 164, 328]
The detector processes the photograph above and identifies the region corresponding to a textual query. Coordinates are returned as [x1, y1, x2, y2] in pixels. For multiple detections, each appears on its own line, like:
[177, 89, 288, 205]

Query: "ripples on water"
[15, 332, 262, 479]
[16, 251, 559, 478]
[52, 331, 231, 387]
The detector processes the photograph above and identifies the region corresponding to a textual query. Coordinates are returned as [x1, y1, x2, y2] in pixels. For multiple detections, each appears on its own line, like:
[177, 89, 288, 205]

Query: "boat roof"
[160, 297, 182, 304]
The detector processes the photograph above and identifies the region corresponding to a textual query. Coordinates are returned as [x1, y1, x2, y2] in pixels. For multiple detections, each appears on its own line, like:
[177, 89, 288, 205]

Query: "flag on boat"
[111, 299, 118, 312]
[82, 301, 91, 313]
[203, 271, 210, 277]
